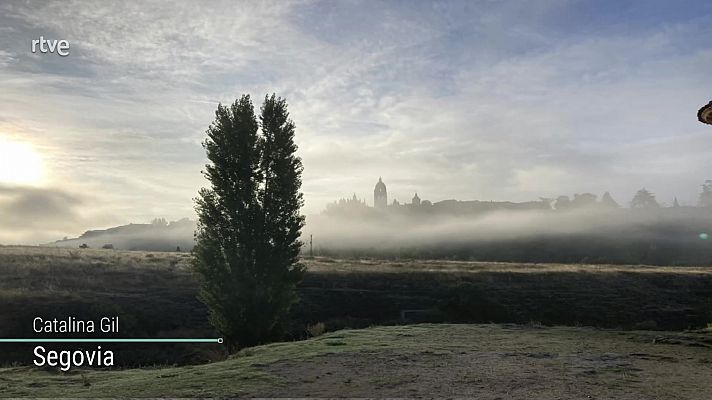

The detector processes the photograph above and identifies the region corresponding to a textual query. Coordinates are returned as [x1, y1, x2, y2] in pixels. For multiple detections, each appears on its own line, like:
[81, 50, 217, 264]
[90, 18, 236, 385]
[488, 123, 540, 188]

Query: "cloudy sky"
[1, 0, 711, 244]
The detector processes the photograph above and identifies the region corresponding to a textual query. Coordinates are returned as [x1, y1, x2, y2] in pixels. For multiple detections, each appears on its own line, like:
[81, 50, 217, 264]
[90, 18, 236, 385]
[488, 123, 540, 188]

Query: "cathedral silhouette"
[374, 177, 387, 209]
[326, 177, 622, 219]
[373, 177, 423, 209]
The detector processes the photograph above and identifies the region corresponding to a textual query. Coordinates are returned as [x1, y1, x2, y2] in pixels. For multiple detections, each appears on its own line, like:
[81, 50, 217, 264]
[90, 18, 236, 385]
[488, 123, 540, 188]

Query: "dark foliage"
[192, 94, 305, 351]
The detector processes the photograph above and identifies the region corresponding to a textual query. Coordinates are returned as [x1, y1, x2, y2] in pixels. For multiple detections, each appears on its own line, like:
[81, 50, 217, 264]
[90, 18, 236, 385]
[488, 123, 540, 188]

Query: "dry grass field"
[1, 245, 712, 344]
[0, 245, 711, 397]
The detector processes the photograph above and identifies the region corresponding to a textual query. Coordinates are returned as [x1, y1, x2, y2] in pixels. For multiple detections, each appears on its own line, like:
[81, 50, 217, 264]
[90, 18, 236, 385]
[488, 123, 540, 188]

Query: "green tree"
[253, 94, 305, 344]
[699, 180, 712, 207]
[600, 191, 619, 208]
[571, 193, 597, 208]
[630, 188, 659, 209]
[192, 94, 305, 351]
[553, 195, 571, 210]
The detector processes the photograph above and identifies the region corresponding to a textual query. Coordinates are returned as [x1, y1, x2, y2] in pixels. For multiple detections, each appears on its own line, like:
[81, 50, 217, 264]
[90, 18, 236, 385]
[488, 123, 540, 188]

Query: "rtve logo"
[31, 36, 70, 57]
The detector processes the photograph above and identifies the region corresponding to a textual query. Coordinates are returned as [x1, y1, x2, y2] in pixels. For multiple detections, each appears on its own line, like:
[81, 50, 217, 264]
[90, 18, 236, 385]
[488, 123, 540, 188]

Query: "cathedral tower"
[374, 177, 387, 209]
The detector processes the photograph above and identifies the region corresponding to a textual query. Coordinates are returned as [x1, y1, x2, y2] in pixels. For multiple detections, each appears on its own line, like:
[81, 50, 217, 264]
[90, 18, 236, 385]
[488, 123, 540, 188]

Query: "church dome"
[373, 177, 387, 209]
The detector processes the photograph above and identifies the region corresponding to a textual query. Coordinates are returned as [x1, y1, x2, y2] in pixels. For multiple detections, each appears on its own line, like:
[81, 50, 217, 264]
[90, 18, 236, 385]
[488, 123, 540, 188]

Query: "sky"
[0, 0, 711, 244]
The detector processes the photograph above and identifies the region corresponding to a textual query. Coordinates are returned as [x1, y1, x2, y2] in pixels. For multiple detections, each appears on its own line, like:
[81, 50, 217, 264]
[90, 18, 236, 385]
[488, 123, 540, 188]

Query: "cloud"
[0, 0, 711, 244]
[0, 185, 80, 220]
[0, 185, 115, 244]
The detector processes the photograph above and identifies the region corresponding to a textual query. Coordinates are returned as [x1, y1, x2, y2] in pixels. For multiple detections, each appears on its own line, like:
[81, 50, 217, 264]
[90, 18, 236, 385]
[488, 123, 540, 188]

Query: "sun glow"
[0, 137, 44, 185]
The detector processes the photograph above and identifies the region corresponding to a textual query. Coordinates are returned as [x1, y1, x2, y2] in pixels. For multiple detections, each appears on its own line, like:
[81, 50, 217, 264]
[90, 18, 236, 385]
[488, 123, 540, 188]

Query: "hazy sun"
[0, 137, 44, 185]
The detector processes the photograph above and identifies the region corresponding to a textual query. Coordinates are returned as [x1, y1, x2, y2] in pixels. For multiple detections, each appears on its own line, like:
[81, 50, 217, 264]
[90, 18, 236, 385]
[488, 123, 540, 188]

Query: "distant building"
[324, 193, 369, 216]
[326, 177, 555, 216]
[412, 192, 421, 206]
[374, 177, 387, 209]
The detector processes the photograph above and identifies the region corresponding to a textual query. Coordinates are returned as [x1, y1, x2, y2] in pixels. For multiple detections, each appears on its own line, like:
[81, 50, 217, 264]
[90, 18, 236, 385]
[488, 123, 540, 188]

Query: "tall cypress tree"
[257, 94, 306, 337]
[193, 94, 304, 351]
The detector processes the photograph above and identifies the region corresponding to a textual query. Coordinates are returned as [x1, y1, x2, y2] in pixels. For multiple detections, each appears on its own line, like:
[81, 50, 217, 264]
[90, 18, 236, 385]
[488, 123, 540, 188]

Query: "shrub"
[306, 322, 326, 337]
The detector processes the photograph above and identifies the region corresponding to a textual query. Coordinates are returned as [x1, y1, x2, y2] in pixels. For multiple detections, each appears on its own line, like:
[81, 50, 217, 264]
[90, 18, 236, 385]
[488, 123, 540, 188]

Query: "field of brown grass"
[1, 245, 711, 367]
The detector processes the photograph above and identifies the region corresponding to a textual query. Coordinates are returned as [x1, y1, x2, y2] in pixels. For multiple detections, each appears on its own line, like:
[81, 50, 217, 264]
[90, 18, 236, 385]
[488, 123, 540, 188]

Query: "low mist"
[45, 204, 712, 265]
[305, 206, 712, 265]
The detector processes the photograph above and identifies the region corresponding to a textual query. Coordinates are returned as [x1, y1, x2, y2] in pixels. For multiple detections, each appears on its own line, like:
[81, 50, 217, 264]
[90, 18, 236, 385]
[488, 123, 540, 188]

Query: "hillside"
[50, 219, 196, 251]
[2, 324, 711, 398]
